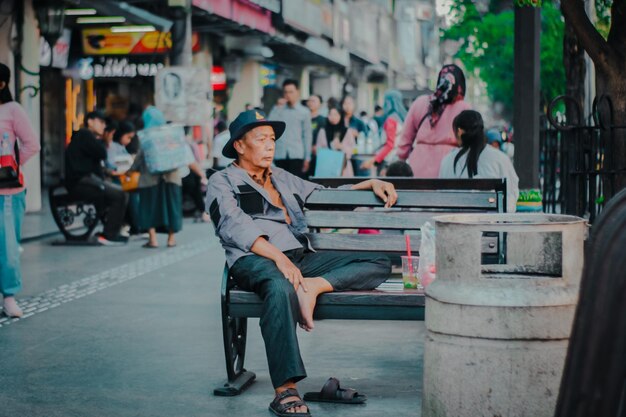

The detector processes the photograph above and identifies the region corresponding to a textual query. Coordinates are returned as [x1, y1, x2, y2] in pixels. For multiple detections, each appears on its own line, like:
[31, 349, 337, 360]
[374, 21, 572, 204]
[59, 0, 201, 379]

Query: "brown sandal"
[269, 388, 311, 417]
[303, 377, 367, 404]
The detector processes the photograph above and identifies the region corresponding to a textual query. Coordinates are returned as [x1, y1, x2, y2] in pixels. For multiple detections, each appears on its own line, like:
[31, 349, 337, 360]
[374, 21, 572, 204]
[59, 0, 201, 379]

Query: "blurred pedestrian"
[307, 94, 325, 176]
[360, 90, 407, 171]
[373, 105, 385, 130]
[341, 95, 367, 136]
[107, 121, 135, 173]
[486, 129, 503, 150]
[316, 104, 355, 177]
[65, 110, 129, 246]
[0, 62, 40, 318]
[212, 120, 232, 170]
[269, 80, 312, 177]
[308, 94, 325, 143]
[398, 64, 471, 177]
[384, 160, 413, 177]
[439, 110, 519, 212]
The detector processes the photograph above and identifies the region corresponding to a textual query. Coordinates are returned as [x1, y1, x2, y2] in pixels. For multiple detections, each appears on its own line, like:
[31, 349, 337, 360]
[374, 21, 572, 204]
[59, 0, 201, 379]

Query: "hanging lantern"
[34, 0, 66, 48]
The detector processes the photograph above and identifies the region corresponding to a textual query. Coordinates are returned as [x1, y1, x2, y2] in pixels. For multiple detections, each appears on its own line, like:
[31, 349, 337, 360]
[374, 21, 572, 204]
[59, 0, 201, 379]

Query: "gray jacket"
[206, 164, 334, 267]
[268, 103, 312, 161]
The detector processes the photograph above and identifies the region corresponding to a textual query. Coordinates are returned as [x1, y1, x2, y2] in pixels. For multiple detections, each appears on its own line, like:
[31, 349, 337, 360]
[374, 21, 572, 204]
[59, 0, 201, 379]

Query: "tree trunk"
[563, 22, 585, 120]
[595, 67, 626, 195]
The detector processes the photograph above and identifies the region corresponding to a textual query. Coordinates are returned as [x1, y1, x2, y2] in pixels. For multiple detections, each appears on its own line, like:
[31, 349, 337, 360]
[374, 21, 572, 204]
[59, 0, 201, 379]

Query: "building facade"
[2, 0, 440, 212]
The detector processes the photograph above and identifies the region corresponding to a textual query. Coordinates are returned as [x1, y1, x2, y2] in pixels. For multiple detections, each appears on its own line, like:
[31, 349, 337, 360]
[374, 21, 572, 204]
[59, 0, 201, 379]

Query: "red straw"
[405, 235, 414, 275]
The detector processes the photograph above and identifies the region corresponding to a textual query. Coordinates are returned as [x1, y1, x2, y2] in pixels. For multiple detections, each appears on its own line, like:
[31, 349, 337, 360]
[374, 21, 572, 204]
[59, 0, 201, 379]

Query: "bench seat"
[229, 286, 425, 321]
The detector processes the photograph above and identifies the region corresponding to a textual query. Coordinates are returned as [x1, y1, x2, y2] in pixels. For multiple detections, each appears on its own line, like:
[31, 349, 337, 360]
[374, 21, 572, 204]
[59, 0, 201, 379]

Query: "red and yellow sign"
[82, 28, 200, 55]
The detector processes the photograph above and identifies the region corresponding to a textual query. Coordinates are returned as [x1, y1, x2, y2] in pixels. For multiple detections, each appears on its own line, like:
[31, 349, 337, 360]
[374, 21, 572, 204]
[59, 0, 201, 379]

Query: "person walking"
[360, 90, 408, 172]
[439, 110, 519, 212]
[0, 63, 40, 318]
[315, 105, 356, 177]
[269, 80, 312, 177]
[397, 64, 471, 177]
[65, 110, 129, 245]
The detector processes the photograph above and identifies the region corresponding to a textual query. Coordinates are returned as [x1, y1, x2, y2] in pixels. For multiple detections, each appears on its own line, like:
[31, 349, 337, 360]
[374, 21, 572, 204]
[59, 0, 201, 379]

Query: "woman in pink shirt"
[397, 64, 471, 178]
[0, 63, 40, 318]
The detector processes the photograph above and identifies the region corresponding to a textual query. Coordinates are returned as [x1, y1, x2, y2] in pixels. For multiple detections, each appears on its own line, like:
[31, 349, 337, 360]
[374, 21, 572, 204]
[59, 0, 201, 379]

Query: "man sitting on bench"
[206, 110, 397, 417]
[65, 111, 128, 246]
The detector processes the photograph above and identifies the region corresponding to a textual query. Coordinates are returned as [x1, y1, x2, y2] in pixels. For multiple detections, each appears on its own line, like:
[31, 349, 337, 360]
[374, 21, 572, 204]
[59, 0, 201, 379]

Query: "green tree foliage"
[442, 0, 565, 118]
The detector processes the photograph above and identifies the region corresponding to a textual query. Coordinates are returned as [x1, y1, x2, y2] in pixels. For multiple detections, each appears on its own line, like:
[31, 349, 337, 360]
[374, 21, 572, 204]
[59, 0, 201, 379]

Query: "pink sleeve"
[12, 103, 40, 164]
[397, 97, 427, 160]
[374, 117, 397, 163]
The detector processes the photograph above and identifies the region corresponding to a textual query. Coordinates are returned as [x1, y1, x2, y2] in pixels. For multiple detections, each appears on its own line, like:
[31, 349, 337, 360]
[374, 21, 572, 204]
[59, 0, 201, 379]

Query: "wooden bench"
[214, 179, 507, 396]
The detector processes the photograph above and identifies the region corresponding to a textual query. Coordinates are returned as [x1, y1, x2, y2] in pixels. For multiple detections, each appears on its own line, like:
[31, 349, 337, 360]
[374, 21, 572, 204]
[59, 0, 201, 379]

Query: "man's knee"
[264, 278, 297, 303]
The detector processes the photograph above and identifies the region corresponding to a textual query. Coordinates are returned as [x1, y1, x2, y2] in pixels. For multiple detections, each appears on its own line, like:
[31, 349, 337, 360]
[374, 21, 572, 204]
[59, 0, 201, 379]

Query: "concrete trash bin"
[423, 214, 587, 417]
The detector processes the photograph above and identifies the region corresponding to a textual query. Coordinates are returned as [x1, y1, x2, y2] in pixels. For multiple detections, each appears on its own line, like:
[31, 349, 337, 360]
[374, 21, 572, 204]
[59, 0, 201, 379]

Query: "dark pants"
[274, 158, 305, 178]
[70, 175, 128, 240]
[230, 249, 391, 388]
[182, 172, 205, 213]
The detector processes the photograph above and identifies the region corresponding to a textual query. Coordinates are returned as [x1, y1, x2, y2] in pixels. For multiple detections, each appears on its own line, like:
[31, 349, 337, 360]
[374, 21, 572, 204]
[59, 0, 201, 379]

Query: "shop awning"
[78, 0, 173, 32]
[267, 36, 349, 69]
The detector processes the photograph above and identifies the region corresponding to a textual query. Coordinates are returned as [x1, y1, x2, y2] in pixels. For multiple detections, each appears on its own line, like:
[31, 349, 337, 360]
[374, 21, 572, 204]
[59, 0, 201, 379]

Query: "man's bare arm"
[250, 237, 308, 292]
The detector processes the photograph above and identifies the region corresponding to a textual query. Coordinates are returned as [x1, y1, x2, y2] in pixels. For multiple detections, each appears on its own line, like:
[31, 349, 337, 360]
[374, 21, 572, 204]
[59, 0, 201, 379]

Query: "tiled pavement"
[0, 221, 424, 417]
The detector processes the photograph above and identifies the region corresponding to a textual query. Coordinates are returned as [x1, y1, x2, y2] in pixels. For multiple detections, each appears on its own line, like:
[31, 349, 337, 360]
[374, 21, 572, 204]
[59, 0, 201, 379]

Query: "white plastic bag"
[418, 221, 437, 288]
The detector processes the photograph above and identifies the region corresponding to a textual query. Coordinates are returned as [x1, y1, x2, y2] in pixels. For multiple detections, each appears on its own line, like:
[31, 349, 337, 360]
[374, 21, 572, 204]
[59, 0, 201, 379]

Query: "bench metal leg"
[214, 316, 255, 396]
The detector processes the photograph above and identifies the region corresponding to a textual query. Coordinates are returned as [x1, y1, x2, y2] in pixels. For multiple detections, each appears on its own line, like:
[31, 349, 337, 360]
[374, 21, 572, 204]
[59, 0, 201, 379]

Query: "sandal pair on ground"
[269, 377, 366, 417]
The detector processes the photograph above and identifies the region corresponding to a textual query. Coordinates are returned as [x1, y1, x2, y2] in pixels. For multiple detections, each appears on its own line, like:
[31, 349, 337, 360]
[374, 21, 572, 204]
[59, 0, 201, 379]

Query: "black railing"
[540, 95, 623, 223]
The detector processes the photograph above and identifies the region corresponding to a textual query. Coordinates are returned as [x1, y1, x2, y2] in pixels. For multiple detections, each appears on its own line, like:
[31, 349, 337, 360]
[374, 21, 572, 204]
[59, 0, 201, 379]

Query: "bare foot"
[274, 383, 308, 414]
[296, 287, 317, 332]
[296, 277, 333, 332]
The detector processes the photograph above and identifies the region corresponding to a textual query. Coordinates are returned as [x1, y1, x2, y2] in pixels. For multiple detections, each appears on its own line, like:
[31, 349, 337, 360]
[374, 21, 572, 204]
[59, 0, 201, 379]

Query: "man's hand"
[275, 254, 308, 292]
[302, 160, 310, 173]
[351, 179, 398, 208]
[371, 179, 398, 208]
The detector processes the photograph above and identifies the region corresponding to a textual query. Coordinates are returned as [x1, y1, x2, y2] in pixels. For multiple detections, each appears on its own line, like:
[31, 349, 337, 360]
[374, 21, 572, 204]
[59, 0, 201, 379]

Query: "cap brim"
[222, 121, 286, 159]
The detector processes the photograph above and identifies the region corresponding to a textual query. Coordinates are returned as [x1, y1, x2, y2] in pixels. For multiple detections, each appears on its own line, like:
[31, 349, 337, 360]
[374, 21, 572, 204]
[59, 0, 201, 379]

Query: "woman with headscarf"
[397, 64, 471, 177]
[360, 90, 407, 172]
[315, 104, 356, 176]
[0, 63, 40, 317]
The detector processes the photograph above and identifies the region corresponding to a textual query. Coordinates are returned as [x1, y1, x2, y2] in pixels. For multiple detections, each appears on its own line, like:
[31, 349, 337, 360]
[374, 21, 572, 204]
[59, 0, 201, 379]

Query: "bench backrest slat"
[305, 189, 499, 210]
[305, 210, 479, 229]
[311, 177, 506, 192]
[305, 233, 499, 254]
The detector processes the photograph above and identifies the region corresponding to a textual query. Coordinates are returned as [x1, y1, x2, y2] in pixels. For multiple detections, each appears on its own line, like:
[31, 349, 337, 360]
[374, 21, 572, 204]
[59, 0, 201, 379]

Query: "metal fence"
[540, 95, 622, 224]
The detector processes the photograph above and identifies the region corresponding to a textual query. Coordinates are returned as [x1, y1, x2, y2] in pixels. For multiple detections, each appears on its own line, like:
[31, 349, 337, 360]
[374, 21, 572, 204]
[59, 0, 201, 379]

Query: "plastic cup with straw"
[402, 235, 418, 289]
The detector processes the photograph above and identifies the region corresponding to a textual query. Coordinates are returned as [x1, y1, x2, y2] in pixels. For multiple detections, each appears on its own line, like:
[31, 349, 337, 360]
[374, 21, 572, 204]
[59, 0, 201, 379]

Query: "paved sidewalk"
[0, 221, 424, 417]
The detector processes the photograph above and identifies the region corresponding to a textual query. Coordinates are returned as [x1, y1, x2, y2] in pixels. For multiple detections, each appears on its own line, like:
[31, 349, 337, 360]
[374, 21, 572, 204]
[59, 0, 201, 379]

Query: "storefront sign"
[40, 29, 71, 68]
[211, 66, 227, 91]
[76, 57, 164, 80]
[155, 67, 210, 125]
[82, 28, 200, 55]
[259, 64, 276, 87]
